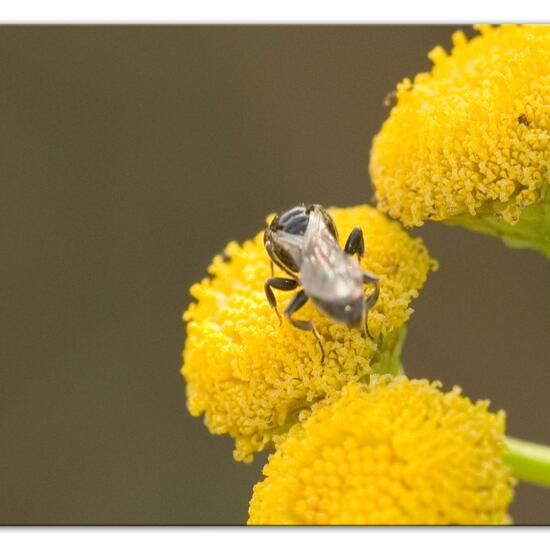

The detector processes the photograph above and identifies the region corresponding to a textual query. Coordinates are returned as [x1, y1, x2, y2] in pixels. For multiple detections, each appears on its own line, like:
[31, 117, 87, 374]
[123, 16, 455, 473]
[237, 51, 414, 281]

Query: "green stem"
[505, 436, 550, 487]
[446, 189, 550, 259]
[371, 325, 407, 377]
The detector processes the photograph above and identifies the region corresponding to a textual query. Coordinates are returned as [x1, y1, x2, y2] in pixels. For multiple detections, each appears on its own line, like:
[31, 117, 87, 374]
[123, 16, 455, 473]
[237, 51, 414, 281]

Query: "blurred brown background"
[1, 26, 549, 525]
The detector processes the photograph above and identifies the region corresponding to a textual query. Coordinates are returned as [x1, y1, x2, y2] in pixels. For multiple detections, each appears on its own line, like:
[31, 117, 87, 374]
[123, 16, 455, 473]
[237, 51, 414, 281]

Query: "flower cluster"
[180, 25, 549, 525]
[248, 378, 514, 525]
[182, 205, 436, 462]
[370, 25, 550, 256]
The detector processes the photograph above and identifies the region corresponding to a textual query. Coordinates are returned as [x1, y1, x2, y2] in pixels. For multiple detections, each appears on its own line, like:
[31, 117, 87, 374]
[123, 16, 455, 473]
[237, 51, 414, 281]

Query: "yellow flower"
[248, 377, 515, 525]
[370, 25, 550, 257]
[182, 205, 437, 462]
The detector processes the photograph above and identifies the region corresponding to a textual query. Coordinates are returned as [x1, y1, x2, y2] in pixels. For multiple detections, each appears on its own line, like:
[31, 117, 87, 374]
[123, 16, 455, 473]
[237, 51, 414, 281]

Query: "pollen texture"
[247, 378, 515, 525]
[370, 24, 550, 227]
[182, 205, 437, 462]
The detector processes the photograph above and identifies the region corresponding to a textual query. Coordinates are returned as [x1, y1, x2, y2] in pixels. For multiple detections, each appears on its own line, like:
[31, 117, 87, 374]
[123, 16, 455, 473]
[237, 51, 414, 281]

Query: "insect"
[263, 204, 380, 363]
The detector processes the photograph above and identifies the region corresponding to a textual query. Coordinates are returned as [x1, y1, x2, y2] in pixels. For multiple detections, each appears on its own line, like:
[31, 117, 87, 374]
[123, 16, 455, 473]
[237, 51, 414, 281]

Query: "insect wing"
[300, 212, 363, 302]
[274, 231, 306, 269]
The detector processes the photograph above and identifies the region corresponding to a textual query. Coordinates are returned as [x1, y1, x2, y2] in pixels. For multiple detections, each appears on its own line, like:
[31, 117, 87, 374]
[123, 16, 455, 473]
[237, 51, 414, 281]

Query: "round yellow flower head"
[248, 377, 515, 525]
[182, 205, 437, 462]
[370, 25, 550, 257]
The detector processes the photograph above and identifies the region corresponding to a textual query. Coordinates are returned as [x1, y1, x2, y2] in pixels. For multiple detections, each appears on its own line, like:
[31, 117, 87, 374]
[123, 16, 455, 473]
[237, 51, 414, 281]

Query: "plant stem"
[505, 436, 550, 487]
[446, 190, 550, 259]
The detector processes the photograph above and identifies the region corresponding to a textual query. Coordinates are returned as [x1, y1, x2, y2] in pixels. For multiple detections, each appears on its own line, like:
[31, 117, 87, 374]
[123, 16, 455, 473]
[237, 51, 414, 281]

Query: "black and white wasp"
[263, 204, 380, 363]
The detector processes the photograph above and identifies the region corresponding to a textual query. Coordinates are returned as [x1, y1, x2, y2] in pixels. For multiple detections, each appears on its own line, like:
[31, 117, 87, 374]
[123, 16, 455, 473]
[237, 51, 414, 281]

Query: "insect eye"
[318, 208, 338, 241]
[273, 242, 299, 273]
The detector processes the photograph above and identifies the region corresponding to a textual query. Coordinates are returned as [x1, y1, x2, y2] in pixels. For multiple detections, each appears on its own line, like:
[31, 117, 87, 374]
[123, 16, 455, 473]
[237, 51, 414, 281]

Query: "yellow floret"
[248, 377, 515, 525]
[370, 25, 550, 248]
[182, 205, 437, 462]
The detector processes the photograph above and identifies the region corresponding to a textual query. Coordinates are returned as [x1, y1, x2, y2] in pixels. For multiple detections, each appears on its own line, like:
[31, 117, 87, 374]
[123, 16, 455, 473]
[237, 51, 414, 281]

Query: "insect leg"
[284, 290, 325, 364]
[363, 270, 379, 286]
[270, 260, 275, 277]
[264, 277, 299, 324]
[362, 272, 380, 339]
[344, 227, 365, 261]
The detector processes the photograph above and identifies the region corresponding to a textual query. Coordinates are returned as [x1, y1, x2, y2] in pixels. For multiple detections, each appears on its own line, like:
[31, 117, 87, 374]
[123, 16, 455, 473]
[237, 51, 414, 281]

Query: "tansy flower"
[247, 377, 515, 525]
[182, 205, 437, 462]
[370, 25, 550, 258]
